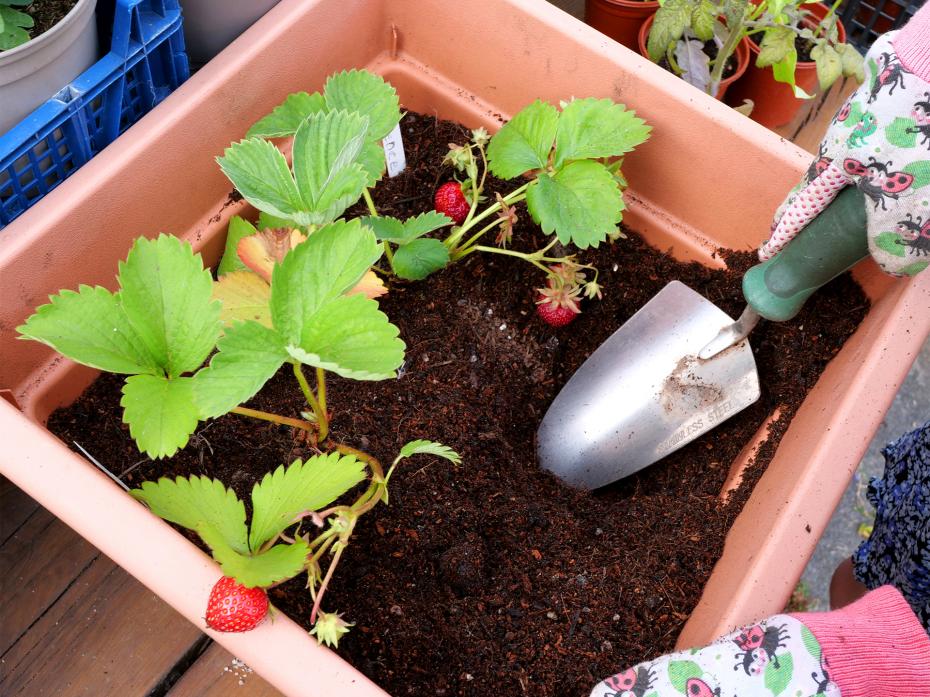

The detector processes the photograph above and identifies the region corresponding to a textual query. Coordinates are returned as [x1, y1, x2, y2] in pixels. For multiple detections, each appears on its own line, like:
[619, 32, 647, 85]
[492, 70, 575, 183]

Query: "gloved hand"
[763, 27, 930, 278]
[589, 586, 930, 697]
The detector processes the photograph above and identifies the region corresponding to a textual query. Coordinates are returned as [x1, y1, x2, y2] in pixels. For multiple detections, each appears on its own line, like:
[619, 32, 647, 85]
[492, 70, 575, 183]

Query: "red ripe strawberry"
[205, 576, 268, 632]
[434, 182, 470, 224]
[536, 297, 579, 327]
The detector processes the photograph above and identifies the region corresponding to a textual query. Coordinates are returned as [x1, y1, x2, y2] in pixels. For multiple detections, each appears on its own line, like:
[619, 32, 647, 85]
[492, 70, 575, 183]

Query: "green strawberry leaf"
[117, 235, 221, 378]
[903, 161, 930, 189]
[361, 215, 407, 242]
[131, 474, 249, 553]
[291, 110, 370, 225]
[212, 271, 273, 328]
[667, 660, 703, 693]
[248, 453, 368, 549]
[400, 211, 454, 241]
[17, 285, 160, 375]
[323, 69, 401, 141]
[487, 99, 558, 179]
[201, 526, 310, 588]
[886, 117, 919, 148]
[392, 238, 450, 280]
[193, 320, 288, 419]
[121, 374, 201, 458]
[246, 91, 326, 139]
[217, 138, 305, 223]
[218, 216, 258, 276]
[284, 293, 405, 380]
[270, 219, 383, 343]
[526, 160, 623, 248]
[396, 440, 462, 465]
[764, 652, 793, 695]
[258, 211, 300, 230]
[875, 231, 906, 256]
[554, 98, 651, 168]
[357, 138, 387, 188]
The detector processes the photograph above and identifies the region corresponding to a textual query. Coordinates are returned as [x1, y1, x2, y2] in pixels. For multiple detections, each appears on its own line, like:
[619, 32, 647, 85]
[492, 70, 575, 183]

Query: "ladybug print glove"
[763, 31, 930, 277]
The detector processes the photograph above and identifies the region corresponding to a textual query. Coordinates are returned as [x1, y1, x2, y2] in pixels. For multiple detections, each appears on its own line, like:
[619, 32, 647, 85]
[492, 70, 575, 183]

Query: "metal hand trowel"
[538, 186, 870, 489]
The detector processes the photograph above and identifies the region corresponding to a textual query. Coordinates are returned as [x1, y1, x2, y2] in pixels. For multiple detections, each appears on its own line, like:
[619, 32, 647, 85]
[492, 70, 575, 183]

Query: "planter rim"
[637, 12, 752, 94]
[589, 0, 660, 9]
[0, 0, 95, 65]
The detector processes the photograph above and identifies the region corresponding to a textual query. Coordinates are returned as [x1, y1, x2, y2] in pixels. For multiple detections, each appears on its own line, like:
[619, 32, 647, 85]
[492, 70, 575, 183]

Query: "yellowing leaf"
[237, 228, 307, 283]
[212, 271, 273, 328]
[348, 270, 388, 300]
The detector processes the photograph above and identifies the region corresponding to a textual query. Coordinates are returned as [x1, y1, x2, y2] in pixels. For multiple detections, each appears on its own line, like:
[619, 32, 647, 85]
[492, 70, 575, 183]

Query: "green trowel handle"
[742, 186, 869, 322]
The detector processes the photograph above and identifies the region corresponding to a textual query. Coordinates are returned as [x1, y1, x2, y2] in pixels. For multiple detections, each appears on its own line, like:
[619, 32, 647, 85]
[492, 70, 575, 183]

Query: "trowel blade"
[537, 281, 760, 489]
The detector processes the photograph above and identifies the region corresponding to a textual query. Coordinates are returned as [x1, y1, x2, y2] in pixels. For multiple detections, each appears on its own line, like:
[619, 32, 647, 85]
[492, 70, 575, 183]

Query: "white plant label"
[382, 122, 407, 177]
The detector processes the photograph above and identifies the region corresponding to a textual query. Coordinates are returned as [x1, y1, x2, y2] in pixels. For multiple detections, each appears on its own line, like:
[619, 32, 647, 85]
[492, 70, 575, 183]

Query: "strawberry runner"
[761, 3, 930, 278]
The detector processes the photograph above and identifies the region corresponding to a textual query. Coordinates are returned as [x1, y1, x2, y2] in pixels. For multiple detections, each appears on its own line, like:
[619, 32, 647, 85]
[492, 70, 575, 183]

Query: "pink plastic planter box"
[0, 0, 927, 694]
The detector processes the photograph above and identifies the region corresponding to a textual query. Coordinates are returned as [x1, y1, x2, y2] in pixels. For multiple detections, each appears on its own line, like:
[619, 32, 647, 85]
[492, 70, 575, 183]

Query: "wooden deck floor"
[0, 78, 851, 697]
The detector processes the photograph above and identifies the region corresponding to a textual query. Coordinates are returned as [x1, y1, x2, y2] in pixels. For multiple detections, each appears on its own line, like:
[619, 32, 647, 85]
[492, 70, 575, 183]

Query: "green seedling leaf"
[397, 440, 462, 465]
[249, 453, 368, 549]
[212, 271, 274, 327]
[118, 235, 221, 378]
[284, 293, 404, 380]
[217, 138, 305, 224]
[811, 42, 842, 91]
[362, 211, 452, 245]
[271, 219, 382, 342]
[193, 320, 288, 419]
[526, 160, 623, 248]
[667, 660, 703, 693]
[487, 99, 558, 179]
[17, 285, 160, 375]
[763, 652, 793, 695]
[648, 0, 690, 61]
[691, 0, 715, 41]
[675, 39, 712, 94]
[554, 98, 651, 168]
[121, 375, 200, 458]
[837, 42, 864, 82]
[757, 25, 795, 68]
[218, 216, 258, 276]
[323, 69, 401, 141]
[292, 110, 370, 225]
[132, 474, 249, 553]
[201, 526, 310, 588]
[246, 91, 326, 139]
[392, 238, 451, 280]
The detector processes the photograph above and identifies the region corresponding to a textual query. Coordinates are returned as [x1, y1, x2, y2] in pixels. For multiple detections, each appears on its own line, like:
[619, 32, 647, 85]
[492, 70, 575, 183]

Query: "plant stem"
[710, 6, 750, 93]
[293, 363, 328, 441]
[310, 541, 348, 624]
[383, 240, 395, 269]
[450, 219, 507, 259]
[315, 367, 327, 417]
[444, 184, 529, 249]
[362, 188, 378, 217]
[230, 406, 312, 431]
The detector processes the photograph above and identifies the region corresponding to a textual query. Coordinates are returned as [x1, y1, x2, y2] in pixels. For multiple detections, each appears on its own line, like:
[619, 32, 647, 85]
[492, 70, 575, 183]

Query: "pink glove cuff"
[892, 2, 930, 82]
[792, 586, 930, 697]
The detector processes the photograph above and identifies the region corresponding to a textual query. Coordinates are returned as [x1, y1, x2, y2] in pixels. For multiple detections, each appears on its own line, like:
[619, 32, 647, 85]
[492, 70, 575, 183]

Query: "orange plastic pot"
[586, 0, 659, 51]
[727, 2, 847, 128]
[0, 0, 927, 695]
[638, 13, 751, 100]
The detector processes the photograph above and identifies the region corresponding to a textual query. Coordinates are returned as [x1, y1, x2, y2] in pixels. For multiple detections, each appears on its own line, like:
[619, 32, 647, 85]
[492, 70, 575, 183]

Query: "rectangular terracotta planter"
[0, 0, 927, 694]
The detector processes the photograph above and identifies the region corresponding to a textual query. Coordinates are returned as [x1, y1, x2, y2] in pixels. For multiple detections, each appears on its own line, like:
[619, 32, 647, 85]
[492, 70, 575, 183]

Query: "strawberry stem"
[293, 362, 328, 441]
[229, 406, 313, 432]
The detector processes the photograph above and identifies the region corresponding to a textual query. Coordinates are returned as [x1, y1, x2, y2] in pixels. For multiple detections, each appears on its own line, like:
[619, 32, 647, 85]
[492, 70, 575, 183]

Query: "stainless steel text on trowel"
[537, 187, 871, 489]
[537, 281, 760, 489]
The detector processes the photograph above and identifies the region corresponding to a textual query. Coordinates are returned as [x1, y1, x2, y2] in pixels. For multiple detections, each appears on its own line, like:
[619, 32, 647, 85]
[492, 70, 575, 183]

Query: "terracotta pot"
[727, 2, 847, 128]
[586, 0, 659, 51]
[0, 0, 927, 694]
[637, 13, 751, 100]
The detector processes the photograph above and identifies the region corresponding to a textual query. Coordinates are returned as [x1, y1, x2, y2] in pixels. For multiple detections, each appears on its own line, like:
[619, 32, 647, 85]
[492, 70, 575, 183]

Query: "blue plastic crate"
[0, 0, 189, 228]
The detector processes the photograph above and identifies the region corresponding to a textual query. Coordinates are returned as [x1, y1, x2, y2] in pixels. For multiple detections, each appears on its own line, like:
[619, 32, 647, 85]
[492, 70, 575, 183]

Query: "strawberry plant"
[0, 0, 33, 50]
[133, 440, 460, 644]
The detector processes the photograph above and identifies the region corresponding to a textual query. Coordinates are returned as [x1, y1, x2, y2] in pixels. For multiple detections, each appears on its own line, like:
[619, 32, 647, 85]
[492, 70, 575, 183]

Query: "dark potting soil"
[21, 0, 80, 41]
[47, 112, 868, 696]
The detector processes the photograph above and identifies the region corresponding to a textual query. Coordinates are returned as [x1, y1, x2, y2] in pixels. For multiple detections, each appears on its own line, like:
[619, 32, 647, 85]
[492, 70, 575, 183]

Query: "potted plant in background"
[181, 0, 280, 66]
[586, 0, 660, 52]
[0, 0, 98, 133]
[638, 0, 753, 99]
[0, 0, 926, 695]
[727, 0, 863, 127]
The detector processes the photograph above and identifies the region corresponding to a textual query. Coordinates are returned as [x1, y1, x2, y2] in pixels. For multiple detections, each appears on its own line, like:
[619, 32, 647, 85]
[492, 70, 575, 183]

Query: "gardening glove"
[762, 4, 930, 279]
[589, 586, 930, 697]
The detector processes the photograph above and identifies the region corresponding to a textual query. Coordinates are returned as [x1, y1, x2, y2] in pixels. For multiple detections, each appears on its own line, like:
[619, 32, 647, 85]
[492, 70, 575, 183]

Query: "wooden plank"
[0, 476, 39, 545]
[773, 77, 859, 154]
[0, 553, 204, 696]
[167, 641, 284, 697]
[0, 506, 99, 655]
